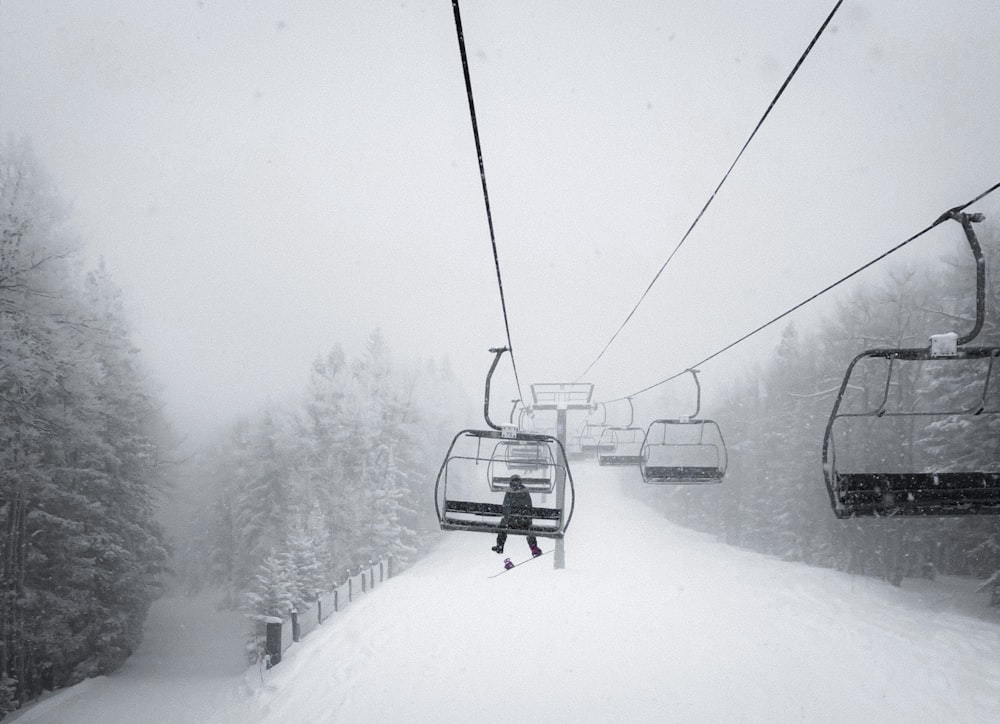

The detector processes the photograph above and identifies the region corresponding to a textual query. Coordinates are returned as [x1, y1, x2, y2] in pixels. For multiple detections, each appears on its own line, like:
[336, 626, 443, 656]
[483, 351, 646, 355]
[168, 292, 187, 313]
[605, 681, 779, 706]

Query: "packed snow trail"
[12, 463, 1000, 723]
[8, 590, 249, 724]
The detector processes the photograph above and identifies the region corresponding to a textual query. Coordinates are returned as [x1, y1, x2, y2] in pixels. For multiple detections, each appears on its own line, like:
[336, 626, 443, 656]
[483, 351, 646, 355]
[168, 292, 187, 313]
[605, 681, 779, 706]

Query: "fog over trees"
[2, 141, 1000, 720]
[171, 331, 474, 615]
[0, 142, 475, 716]
[1, 141, 169, 711]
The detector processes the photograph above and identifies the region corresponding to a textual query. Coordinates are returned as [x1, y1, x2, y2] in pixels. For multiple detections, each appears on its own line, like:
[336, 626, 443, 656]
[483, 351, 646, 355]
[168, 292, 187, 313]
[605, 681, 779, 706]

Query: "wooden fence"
[250, 557, 393, 668]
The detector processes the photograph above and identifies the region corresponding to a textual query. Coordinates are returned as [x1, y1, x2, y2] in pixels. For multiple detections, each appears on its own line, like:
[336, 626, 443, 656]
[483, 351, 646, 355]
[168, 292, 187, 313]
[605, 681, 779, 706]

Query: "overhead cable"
[451, 0, 525, 404]
[576, 0, 845, 381]
[603, 180, 1000, 404]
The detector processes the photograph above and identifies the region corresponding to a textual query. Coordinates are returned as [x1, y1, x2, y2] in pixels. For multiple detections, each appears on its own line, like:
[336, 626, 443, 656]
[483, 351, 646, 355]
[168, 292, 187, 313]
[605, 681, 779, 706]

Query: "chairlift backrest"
[639, 418, 727, 484]
[823, 346, 1000, 517]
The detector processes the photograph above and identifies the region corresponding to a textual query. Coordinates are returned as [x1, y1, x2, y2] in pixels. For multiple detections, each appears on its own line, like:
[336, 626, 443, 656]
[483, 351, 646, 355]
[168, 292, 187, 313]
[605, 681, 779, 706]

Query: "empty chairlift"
[640, 418, 728, 484]
[822, 212, 1000, 518]
[577, 422, 610, 456]
[639, 370, 728, 484]
[597, 399, 645, 466]
[575, 404, 611, 457]
[597, 426, 647, 466]
[488, 439, 557, 493]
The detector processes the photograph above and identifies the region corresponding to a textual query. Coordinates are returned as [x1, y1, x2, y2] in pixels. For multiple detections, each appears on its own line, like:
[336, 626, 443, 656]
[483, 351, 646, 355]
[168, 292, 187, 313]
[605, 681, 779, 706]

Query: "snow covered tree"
[243, 550, 296, 619]
[184, 329, 460, 622]
[284, 521, 328, 610]
[0, 140, 168, 713]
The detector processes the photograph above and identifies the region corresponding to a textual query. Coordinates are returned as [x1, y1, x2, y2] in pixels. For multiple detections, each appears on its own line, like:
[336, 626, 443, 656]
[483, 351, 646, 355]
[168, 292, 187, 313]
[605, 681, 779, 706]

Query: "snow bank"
[11, 463, 1000, 723]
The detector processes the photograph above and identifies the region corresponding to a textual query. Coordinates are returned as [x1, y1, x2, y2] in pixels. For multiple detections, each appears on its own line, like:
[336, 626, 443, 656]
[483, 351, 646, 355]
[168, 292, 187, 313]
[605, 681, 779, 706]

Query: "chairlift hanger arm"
[947, 211, 986, 346]
[483, 347, 508, 431]
[688, 369, 702, 419]
[509, 399, 523, 425]
[598, 191, 998, 408]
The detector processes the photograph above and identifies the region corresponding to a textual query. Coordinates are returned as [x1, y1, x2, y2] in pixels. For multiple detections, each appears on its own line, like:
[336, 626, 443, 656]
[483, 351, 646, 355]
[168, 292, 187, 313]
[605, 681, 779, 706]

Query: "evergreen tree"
[0, 140, 167, 712]
[243, 550, 296, 619]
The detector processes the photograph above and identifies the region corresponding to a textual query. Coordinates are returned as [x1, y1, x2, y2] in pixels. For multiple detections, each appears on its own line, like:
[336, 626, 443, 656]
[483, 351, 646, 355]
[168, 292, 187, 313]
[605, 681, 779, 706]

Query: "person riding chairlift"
[491, 474, 542, 557]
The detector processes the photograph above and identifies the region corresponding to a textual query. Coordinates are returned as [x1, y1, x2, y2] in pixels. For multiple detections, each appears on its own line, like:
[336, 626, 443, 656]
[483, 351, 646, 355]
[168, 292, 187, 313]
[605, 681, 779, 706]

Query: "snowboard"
[489, 549, 549, 578]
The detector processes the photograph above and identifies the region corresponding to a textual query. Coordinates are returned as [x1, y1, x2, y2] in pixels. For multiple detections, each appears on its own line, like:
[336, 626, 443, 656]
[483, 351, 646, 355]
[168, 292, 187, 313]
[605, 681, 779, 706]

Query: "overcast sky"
[2, 1, 999, 437]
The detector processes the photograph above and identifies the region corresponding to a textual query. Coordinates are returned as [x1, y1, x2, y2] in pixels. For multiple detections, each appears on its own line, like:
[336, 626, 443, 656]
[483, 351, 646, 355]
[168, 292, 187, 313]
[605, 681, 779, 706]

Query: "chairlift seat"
[441, 500, 565, 537]
[597, 453, 646, 466]
[640, 418, 728, 485]
[832, 472, 1000, 517]
[644, 465, 725, 483]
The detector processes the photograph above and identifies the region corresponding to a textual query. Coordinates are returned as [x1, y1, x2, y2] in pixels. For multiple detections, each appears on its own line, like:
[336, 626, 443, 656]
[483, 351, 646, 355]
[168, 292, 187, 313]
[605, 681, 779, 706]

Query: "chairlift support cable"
[599, 182, 1000, 405]
[576, 0, 845, 382]
[452, 0, 525, 405]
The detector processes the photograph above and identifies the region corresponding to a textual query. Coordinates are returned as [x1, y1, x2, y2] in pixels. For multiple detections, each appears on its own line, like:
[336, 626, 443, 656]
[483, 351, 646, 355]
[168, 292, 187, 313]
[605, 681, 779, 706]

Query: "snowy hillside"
[12, 463, 1000, 723]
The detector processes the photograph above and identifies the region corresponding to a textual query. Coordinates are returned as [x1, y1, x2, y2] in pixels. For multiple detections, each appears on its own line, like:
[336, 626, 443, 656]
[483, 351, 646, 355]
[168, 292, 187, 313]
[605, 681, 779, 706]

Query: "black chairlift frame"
[576, 403, 612, 455]
[434, 348, 576, 538]
[639, 369, 728, 484]
[822, 212, 1000, 518]
[487, 438, 558, 492]
[597, 398, 646, 466]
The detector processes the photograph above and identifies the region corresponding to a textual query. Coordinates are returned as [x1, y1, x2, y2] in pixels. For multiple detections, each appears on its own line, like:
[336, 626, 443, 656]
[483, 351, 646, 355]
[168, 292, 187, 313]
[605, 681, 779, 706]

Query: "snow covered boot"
[504, 558, 514, 570]
[530, 544, 542, 557]
[492, 544, 504, 554]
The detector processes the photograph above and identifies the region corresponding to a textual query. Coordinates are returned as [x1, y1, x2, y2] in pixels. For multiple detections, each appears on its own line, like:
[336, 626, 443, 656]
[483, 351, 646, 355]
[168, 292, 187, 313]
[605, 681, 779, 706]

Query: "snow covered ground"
[11, 462, 1000, 723]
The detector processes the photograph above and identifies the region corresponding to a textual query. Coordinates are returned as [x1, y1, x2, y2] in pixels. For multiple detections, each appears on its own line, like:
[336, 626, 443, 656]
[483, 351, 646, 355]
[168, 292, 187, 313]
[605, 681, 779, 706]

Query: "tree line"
[173, 334, 470, 621]
[0, 141, 170, 715]
[0, 140, 472, 718]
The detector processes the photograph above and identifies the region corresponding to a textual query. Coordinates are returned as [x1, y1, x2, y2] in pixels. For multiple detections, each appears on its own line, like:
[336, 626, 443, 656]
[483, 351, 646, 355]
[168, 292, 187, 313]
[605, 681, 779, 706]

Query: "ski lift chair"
[822, 212, 1000, 517]
[435, 429, 574, 537]
[640, 418, 728, 484]
[597, 426, 646, 466]
[434, 348, 575, 538]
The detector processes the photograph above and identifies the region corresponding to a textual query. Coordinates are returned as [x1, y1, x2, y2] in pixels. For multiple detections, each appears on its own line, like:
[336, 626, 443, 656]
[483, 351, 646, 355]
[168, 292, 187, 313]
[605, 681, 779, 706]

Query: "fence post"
[291, 609, 300, 643]
[348, 574, 353, 602]
[265, 617, 283, 666]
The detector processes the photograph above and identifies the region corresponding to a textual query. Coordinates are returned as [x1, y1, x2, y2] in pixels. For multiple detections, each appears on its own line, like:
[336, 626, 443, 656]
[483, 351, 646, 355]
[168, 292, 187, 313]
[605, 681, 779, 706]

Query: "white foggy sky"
[2, 1, 999, 436]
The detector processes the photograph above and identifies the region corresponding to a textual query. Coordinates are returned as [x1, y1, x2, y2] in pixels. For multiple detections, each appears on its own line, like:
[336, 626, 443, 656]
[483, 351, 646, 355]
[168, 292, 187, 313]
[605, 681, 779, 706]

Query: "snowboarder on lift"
[491, 474, 542, 558]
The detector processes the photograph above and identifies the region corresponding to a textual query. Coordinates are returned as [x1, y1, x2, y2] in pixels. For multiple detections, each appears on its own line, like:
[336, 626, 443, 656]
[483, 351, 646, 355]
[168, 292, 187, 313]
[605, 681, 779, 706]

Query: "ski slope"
[12, 463, 1000, 723]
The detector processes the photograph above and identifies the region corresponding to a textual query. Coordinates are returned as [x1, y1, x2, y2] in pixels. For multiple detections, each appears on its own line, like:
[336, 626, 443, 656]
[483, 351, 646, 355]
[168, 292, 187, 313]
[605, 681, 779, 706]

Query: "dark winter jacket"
[502, 489, 533, 527]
